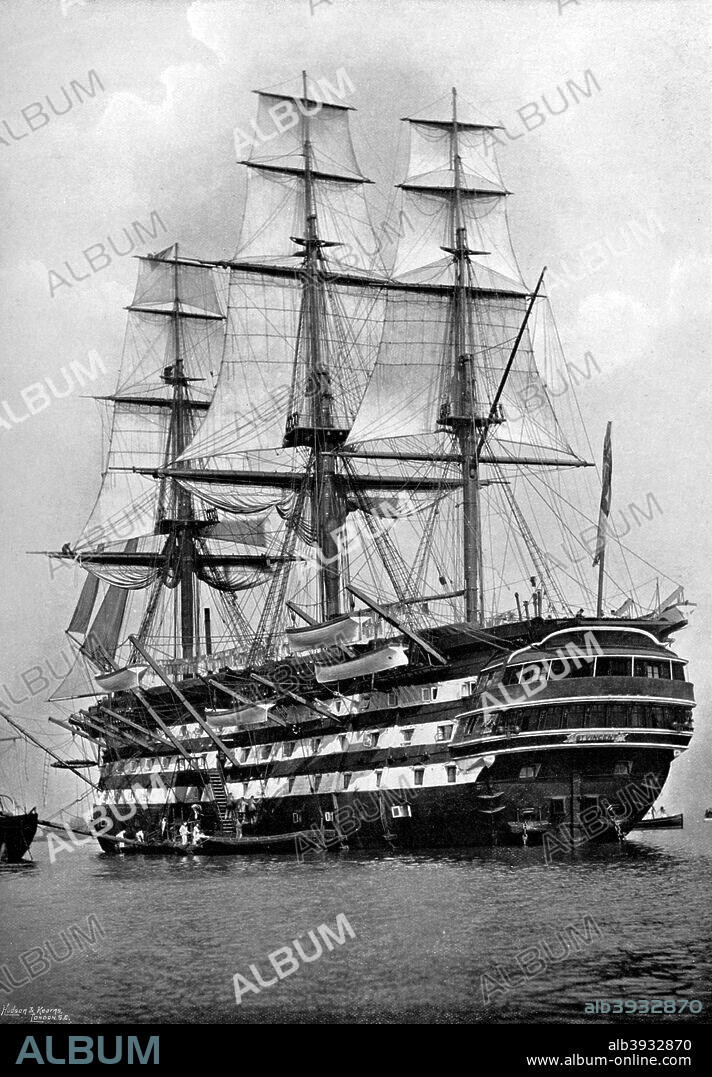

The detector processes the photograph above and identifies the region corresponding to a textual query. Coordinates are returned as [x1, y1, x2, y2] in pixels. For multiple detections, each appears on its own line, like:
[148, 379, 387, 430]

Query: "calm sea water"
[1, 822, 711, 1025]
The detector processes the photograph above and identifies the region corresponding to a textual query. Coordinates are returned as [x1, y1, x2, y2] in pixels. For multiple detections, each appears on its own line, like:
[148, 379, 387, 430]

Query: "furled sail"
[67, 572, 100, 638]
[81, 571, 134, 669]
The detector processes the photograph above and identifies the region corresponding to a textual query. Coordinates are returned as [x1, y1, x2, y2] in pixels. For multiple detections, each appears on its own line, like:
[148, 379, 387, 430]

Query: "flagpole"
[593, 421, 612, 618]
[596, 548, 605, 618]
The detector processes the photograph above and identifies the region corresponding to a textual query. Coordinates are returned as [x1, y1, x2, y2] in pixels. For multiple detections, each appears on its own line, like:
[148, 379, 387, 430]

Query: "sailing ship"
[0, 728, 38, 862]
[0, 795, 38, 863]
[37, 74, 696, 853]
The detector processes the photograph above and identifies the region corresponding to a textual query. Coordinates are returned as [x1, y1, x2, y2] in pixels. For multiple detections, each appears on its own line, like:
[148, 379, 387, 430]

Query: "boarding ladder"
[204, 760, 236, 836]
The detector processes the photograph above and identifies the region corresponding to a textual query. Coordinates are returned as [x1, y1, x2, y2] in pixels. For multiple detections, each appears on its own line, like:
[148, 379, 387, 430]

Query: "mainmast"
[283, 71, 345, 621]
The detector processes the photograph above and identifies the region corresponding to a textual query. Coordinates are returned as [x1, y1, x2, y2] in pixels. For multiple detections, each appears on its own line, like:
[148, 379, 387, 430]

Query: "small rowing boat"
[631, 812, 683, 830]
[97, 828, 340, 857]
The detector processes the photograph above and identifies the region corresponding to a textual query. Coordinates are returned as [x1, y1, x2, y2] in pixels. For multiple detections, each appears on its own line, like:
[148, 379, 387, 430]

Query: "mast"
[48, 244, 290, 683]
[166, 244, 197, 660]
[445, 87, 484, 624]
[285, 71, 343, 621]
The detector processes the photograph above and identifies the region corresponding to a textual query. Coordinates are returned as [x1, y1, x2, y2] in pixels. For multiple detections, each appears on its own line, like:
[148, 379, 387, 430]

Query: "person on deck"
[135, 829, 145, 843]
[179, 821, 190, 845]
[193, 823, 206, 845]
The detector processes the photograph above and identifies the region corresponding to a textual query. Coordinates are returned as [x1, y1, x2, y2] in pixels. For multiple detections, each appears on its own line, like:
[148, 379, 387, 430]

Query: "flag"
[593, 422, 612, 567]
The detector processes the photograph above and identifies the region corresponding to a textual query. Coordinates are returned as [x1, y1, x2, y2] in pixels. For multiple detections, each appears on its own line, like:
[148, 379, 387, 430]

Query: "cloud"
[574, 290, 654, 372]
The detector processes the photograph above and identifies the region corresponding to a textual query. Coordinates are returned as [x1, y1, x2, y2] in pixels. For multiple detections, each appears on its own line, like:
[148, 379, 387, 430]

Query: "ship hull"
[91, 746, 677, 854]
[0, 810, 38, 863]
[242, 747, 675, 851]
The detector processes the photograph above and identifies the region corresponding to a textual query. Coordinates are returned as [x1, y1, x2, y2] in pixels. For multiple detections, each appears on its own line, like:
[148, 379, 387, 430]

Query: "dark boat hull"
[0, 810, 38, 863]
[97, 828, 340, 857]
[630, 813, 683, 830]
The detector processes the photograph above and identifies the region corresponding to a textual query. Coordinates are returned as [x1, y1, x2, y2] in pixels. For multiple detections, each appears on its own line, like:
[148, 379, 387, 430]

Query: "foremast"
[46, 245, 288, 683]
[167, 245, 198, 659]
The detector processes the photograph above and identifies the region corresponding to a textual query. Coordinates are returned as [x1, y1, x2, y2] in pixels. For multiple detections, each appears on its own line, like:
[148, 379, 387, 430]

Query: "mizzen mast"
[440, 87, 486, 624]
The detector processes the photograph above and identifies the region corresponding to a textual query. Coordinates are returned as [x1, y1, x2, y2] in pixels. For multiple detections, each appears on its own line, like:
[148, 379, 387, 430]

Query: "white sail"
[404, 120, 505, 192]
[236, 87, 384, 274]
[346, 290, 579, 462]
[179, 273, 385, 461]
[132, 258, 225, 319]
[391, 108, 525, 290]
[49, 647, 105, 702]
[393, 189, 526, 291]
[76, 253, 227, 563]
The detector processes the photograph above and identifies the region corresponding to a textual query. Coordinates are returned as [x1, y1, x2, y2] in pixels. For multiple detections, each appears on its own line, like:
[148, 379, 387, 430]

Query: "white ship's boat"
[285, 613, 364, 654]
[94, 665, 148, 693]
[204, 703, 274, 728]
[315, 644, 409, 683]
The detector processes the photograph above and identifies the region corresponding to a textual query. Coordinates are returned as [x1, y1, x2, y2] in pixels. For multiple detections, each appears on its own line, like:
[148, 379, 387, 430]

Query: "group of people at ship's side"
[178, 820, 207, 846]
[114, 819, 208, 848]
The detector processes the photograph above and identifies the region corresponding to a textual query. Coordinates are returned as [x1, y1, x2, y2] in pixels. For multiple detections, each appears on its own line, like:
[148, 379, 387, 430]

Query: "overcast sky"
[0, 0, 709, 817]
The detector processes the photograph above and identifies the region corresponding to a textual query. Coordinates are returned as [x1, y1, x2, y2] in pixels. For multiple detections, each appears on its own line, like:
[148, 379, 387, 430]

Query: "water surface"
[1, 822, 710, 1024]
